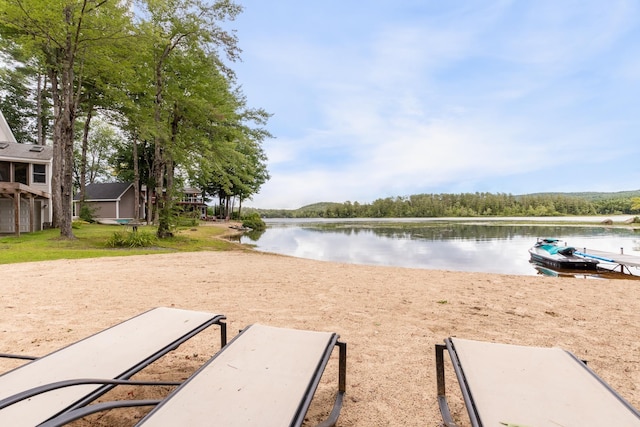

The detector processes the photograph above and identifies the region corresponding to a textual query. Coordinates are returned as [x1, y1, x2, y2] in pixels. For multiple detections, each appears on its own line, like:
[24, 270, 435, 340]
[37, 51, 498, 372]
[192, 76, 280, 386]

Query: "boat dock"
[575, 248, 640, 275]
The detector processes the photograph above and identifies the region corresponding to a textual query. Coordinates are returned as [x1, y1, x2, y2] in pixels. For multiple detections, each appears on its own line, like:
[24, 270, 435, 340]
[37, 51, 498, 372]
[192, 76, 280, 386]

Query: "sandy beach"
[1, 237, 639, 426]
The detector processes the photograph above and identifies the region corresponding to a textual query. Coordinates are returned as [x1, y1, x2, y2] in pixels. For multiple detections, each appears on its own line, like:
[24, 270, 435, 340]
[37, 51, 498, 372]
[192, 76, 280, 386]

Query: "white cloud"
[238, 1, 640, 208]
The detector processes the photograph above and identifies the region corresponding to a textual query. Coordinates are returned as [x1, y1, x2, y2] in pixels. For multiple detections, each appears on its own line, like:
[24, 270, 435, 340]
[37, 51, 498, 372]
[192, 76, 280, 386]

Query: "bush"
[106, 230, 157, 248]
[176, 216, 199, 227]
[78, 203, 97, 223]
[241, 212, 266, 231]
[174, 209, 201, 227]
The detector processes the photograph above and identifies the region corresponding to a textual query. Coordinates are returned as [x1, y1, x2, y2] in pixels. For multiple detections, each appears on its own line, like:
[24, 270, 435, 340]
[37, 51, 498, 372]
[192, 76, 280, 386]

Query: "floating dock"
[575, 248, 640, 275]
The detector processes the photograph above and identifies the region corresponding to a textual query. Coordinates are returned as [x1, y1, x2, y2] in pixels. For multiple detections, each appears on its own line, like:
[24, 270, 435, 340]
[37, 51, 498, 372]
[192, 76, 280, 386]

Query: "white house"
[0, 110, 53, 235]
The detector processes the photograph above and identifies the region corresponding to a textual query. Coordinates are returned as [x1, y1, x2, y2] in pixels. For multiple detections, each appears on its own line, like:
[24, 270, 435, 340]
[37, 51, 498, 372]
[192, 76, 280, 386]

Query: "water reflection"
[240, 219, 640, 276]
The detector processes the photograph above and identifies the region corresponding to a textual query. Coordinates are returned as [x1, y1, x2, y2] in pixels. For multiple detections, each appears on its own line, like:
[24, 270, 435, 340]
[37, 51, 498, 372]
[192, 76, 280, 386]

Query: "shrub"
[241, 212, 266, 231]
[78, 203, 97, 223]
[176, 216, 199, 227]
[106, 230, 157, 248]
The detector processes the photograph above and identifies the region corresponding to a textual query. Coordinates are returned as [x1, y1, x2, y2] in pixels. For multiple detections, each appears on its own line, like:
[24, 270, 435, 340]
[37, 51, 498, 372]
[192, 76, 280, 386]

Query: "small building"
[177, 187, 208, 219]
[74, 184, 207, 223]
[74, 182, 145, 223]
[0, 111, 53, 235]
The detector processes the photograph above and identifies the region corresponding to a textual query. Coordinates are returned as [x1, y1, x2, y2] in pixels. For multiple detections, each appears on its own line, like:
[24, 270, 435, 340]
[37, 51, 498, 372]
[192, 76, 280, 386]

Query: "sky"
[227, 1, 640, 209]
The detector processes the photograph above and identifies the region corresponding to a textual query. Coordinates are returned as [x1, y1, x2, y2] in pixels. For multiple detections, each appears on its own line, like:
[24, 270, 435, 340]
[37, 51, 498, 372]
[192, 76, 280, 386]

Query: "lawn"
[0, 222, 243, 265]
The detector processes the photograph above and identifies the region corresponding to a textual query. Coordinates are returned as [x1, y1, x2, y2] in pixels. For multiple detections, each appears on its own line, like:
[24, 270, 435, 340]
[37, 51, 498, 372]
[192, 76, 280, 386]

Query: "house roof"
[181, 187, 203, 194]
[0, 141, 53, 162]
[75, 182, 133, 201]
[0, 110, 17, 143]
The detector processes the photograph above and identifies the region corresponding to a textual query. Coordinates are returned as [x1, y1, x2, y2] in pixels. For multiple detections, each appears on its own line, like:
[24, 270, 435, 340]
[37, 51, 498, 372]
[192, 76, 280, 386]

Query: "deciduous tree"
[0, 0, 133, 238]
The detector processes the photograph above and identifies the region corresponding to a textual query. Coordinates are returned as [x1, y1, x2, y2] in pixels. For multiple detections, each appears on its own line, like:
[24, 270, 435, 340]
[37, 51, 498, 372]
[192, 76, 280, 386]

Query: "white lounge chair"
[0, 307, 226, 427]
[436, 337, 640, 427]
[38, 323, 347, 427]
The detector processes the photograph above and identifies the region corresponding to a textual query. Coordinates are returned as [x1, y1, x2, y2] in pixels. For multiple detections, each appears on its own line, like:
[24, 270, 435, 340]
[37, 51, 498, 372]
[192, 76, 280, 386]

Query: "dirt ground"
[1, 229, 639, 426]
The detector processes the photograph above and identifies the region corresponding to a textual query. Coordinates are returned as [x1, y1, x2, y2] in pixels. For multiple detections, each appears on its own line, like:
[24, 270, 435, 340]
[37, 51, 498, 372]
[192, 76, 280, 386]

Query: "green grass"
[0, 223, 241, 265]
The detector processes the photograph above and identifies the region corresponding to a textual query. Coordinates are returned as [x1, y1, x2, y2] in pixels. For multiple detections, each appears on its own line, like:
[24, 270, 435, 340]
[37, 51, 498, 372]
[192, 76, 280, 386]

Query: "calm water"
[239, 217, 640, 277]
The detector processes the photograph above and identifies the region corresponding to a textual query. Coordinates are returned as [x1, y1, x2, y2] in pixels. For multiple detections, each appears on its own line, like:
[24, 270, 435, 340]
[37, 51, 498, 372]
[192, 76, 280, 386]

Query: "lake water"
[239, 217, 640, 277]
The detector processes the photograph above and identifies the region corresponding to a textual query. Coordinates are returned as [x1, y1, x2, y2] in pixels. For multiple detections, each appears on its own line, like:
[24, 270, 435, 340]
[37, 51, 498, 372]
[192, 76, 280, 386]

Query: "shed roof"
[75, 182, 133, 201]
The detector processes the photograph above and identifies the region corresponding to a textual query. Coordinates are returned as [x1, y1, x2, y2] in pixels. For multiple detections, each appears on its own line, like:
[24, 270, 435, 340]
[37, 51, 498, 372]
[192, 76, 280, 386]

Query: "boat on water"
[528, 238, 599, 270]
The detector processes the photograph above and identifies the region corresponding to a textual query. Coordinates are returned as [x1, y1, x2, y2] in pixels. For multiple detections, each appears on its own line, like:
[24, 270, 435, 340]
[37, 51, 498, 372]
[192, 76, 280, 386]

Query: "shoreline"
[1, 249, 639, 425]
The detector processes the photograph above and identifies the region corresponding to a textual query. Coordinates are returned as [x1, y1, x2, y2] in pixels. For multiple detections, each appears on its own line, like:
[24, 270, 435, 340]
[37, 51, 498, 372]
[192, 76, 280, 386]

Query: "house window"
[14, 162, 27, 184]
[33, 164, 46, 183]
[0, 161, 8, 182]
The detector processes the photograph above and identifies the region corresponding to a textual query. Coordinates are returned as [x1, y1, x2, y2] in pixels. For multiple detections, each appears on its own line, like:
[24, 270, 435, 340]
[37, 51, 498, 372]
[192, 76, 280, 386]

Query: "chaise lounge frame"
[0, 307, 226, 426]
[31, 323, 347, 427]
[436, 337, 640, 427]
[137, 323, 347, 427]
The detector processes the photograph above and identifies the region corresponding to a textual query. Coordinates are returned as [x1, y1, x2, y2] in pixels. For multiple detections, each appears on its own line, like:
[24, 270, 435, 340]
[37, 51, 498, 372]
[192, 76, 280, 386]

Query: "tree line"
[251, 192, 640, 218]
[0, 0, 270, 238]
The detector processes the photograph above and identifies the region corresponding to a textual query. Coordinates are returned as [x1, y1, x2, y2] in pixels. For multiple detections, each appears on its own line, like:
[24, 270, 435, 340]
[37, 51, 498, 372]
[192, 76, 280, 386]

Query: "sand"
[1, 227, 639, 426]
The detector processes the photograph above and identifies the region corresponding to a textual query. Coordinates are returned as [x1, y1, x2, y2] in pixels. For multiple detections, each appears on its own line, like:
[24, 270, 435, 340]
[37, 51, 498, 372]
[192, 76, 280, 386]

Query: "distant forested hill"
[247, 190, 640, 219]
[522, 190, 640, 201]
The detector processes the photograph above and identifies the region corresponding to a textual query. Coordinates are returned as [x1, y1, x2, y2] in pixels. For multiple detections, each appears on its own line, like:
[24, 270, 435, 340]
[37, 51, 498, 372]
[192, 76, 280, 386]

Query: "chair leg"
[436, 344, 459, 427]
[316, 340, 347, 427]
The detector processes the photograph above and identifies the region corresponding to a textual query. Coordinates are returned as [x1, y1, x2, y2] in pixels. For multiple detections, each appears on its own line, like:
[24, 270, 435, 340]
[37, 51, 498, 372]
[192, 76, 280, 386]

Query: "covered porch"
[0, 182, 51, 236]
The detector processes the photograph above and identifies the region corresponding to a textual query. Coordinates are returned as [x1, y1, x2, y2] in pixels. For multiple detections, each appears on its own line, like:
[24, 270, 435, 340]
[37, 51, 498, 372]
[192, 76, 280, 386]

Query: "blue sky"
[229, 1, 640, 209]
